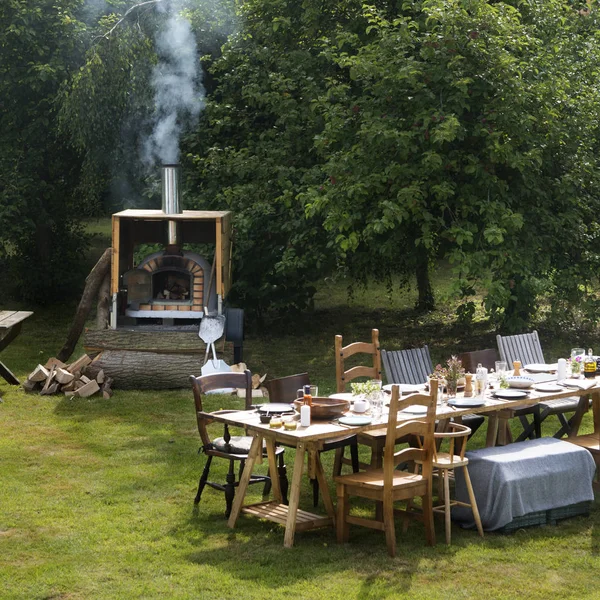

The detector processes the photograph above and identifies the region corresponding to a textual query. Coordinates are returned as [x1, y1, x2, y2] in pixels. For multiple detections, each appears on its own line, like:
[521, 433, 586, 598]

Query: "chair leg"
[194, 455, 213, 504]
[383, 495, 396, 557]
[443, 469, 451, 545]
[278, 452, 289, 505]
[224, 460, 236, 518]
[336, 483, 350, 543]
[333, 447, 344, 476]
[422, 491, 436, 547]
[462, 466, 484, 538]
[350, 441, 360, 473]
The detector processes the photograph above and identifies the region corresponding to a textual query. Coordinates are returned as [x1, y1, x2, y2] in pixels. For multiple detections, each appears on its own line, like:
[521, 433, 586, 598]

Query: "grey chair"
[381, 347, 485, 438]
[496, 331, 581, 439]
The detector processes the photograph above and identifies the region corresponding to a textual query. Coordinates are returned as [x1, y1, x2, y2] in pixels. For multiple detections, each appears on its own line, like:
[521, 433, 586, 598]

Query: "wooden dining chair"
[264, 372, 359, 506]
[497, 331, 581, 440]
[382, 346, 485, 440]
[456, 349, 498, 375]
[335, 329, 385, 469]
[335, 380, 438, 557]
[335, 329, 382, 392]
[191, 369, 288, 517]
[429, 423, 484, 544]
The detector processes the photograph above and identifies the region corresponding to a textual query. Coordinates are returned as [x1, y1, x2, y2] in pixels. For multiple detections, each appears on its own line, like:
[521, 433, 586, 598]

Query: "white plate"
[257, 403, 295, 414]
[339, 416, 372, 426]
[506, 376, 535, 389]
[448, 398, 486, 408]
[383, 383, 424, 393]
[400, 405, 428, 414]
[524, 363, 558, 373]
[535, 383, 563, 393]
[493, 389, 529, 400]
[328, 393, 354, 401]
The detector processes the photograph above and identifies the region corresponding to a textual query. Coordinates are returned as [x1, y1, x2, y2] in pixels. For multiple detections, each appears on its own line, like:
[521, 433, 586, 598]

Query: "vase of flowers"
[431, 355, 465, 403]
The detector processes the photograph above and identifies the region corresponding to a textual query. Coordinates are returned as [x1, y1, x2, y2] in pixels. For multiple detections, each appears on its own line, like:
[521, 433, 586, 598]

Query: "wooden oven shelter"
[109, 209, 232, 328]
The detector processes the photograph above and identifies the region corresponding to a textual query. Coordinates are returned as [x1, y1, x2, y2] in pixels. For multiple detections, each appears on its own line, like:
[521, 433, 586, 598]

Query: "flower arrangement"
[430, 355, 465, 384]
[570, 355, 583, 375]
[351, 380, 381, 397]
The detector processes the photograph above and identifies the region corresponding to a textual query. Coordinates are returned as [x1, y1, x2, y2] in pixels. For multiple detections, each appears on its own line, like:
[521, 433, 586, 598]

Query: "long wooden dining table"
[206, 377, 600, 548]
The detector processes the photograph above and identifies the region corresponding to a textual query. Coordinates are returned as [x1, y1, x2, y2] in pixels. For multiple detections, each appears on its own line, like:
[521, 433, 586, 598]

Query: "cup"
[495, 361, 508, 376]
[353, 396, 368, 413]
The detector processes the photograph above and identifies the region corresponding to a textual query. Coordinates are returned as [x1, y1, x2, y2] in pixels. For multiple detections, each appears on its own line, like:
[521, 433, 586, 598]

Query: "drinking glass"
[571, 348, 585, 361]
[368, 380, 383, 418]
[494, 361, 508, 389]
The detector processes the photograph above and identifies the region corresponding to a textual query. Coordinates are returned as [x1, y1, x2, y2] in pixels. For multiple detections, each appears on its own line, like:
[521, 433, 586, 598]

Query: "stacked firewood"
[23, 354, 113, 399]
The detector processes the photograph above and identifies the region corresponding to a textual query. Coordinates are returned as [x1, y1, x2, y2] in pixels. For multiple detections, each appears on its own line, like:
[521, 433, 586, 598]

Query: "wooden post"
[57, 248, 112, 362]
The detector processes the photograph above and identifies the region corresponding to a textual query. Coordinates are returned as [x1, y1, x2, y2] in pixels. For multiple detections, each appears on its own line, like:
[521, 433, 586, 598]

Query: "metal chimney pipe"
[161, 164, 181, 246]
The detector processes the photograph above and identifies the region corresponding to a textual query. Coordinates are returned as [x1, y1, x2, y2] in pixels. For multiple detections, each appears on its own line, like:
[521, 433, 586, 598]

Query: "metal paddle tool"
[198, 259, 226, 366]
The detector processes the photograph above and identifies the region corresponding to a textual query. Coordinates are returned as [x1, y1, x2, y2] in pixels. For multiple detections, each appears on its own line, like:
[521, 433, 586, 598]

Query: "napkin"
[561, 378, 596, 390]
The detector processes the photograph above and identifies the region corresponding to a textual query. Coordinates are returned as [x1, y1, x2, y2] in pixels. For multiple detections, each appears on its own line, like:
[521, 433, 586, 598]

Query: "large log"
[57, 248, 112, 362]
[84, 328, 208, 354]
[92, 350, 203, 389]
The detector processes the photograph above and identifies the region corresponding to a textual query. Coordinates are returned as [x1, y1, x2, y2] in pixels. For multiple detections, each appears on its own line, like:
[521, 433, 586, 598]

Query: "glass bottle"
[300, 384, 311, 426]
[584, 348, 596, 379]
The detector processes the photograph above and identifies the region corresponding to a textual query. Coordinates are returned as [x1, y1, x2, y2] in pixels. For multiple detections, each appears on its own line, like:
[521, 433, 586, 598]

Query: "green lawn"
[2, 266, 600, 599]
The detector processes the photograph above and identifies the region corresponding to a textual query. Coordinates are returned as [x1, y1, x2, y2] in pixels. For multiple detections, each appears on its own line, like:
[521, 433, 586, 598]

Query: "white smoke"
[142, 1, 205, 166]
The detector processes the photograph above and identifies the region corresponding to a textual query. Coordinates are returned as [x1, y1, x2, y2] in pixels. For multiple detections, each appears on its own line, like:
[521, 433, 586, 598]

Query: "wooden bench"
[0, 311, 33, 385]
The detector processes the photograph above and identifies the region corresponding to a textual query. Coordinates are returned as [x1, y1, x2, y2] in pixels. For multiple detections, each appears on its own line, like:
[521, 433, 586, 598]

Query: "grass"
[2, 225, 600, 599]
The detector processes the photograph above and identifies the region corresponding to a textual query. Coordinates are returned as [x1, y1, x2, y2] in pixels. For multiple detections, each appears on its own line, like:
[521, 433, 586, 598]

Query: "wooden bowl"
[293, 397, 350, 420]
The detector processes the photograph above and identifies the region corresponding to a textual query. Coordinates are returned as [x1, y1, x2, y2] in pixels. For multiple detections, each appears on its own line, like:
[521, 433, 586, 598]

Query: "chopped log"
[79, 375, 91, 385]
[76, 380, 100, 398]
[64, 391, 77, 397]
[96, 272, 111, 330]
[57, 247, 112, 362]
[73, 380, 85, 391]
[44, 357, 66, 370]
[92, 350, 203, 389]
[22, 379, 40, 393]
[55, 368, 74, 385]
[82, 359, 104, 380]
[61, 379, 76, 392]
[28, 365, 49, 382]
[40, 367, 56, 394]
[40, 382, 60, 396]
[67, 354, 92, 374]
[96, 369, 105, 385]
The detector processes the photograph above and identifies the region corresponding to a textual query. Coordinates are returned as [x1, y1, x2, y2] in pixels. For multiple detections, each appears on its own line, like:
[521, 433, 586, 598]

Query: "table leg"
[486, 414, 499, 447]
[284, 442, 306, 548]
[227, 433, 262, 529]
[567, 394, 591, 438]
[265, 438, 282, 503]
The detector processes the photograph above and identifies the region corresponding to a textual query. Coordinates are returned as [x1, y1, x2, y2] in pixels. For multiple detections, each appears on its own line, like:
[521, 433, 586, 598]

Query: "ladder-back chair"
[335, 329, 383, 469]
[335, 329, 382, 392]
[191, 370, 287, 517]
[334, 381, 438, 557]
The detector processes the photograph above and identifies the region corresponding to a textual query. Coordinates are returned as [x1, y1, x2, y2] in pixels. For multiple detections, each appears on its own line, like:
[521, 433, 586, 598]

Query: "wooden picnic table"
[209, 378, 600, 547]
[0, 311, 33, 385]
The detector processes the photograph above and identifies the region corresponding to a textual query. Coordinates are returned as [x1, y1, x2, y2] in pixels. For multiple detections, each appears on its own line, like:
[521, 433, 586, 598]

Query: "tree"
[0, 0, 90, 303]
[302, 0, 600, 329]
